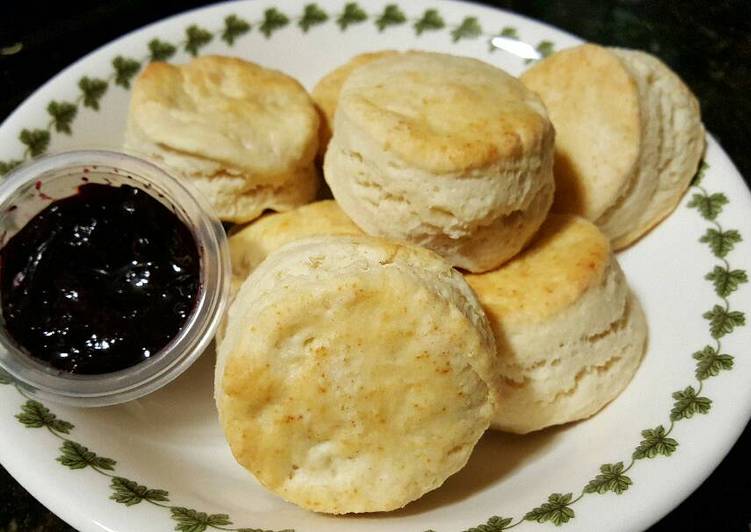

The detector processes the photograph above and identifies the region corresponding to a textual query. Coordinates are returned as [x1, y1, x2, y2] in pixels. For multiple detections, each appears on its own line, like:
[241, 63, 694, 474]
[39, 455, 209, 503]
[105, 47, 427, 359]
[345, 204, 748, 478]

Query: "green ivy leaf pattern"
[19, 128, 50, 156]
[185, 25, 213, 56]
[16, 400, 74, 433]
[633, 426, 678, 459]
[583, 462, 632, 495]
[148, 38, 177, 62]
[299, 4, 329, 32]
[110, 476, 169, 506]
[691, 160, 709, 187]
[0, 368, 13, 384]
[703, 304, 745, 338]
[414, 9, 445, 35]
[700, 227, 742, 258]
[375, 4, 406, 31]
[670, 386, 712, 421]
[222, 15, 251, 45]
[693, 345, 734, 380]
[536, 40, 555, 58]
[451, 17, 482, 42]
[260, 8, 290, 38]
[337, 2, 367, 30]
[525, 40, 556, 63]
[170, 507, 231, 532]
[705, 265, 748, 298]
[688, 192, 728, 221]
[9, 392, 292, 530]
[57, 440, 116, 470]
[524, 493, 575, 526]
[78, 77, 108, 110]
[47, 101, 77, 134]
[0, 159, 23, 176]
[463, 515, 514, 531]
[112, 56, 141, 88]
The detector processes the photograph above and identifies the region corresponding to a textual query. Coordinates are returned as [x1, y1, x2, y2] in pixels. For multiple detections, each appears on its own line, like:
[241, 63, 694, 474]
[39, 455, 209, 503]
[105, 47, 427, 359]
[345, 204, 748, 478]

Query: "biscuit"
[228, 200, 361, 297]
[324, 51, 555, 272]
[124, 55, 320, 223]
[521, 44, 704, 249]
[465, 214, 647, 433]
[311, 50, 398, 159]
[216, 236, 498, 513]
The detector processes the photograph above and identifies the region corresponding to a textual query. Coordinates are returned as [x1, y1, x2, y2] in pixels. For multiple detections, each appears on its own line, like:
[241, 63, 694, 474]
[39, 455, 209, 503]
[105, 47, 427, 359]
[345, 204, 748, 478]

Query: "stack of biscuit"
[520, 44, 705, 248]
[228, 203, 646, 436]
[124, 44, 703, 514]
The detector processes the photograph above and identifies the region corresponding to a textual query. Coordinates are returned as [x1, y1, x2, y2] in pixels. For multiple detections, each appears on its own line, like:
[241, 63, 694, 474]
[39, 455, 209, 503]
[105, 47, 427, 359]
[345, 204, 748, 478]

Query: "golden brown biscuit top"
[337, 51, 552, 174]
[218, 268, 493, 512]
[521, 44, 641, 220]
[465, 214, 610, 324]
[229, 200, 362, 289]
[216, 235, 498, 512]
[129, 55, 318, 175]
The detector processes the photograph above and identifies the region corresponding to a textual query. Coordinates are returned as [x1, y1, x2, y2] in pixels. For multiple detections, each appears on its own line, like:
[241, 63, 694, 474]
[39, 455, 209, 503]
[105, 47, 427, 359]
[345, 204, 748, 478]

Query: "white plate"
[1, 1, 750, 531]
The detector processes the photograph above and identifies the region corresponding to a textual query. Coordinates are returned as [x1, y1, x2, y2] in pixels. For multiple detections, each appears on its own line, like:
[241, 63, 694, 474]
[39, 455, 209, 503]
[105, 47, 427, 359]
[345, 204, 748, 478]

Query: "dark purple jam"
[0, 183, 200, 374]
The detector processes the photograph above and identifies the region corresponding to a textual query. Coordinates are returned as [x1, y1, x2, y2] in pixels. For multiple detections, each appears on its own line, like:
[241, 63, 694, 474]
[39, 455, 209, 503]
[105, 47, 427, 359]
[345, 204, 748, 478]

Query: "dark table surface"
[1, 1, 749, 531]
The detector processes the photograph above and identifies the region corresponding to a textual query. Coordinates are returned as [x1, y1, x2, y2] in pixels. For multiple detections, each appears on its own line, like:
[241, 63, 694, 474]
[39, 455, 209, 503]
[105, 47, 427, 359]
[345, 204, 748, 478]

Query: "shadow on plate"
[383, 425, 563, 517]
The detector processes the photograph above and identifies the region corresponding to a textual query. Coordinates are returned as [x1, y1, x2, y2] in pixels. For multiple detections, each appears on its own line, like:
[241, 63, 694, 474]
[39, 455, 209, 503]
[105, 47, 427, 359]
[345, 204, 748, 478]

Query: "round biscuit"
[465, 214, 647, 433]
[521, 44, 704, 249]
[521, 44, 642, 222]
[216, 236, 498, 513]
[124, 55, 320, 222]
[324, 51, 555, 272]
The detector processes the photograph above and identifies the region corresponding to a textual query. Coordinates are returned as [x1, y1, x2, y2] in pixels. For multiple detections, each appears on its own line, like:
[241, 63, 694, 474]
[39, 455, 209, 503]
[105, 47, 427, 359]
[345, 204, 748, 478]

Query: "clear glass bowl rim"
[0, 150, 230, 406]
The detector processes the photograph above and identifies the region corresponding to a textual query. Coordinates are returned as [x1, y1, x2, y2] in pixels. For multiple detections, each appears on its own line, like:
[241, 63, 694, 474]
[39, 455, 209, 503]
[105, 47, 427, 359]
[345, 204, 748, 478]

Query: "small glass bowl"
[0, 150, 229, 406]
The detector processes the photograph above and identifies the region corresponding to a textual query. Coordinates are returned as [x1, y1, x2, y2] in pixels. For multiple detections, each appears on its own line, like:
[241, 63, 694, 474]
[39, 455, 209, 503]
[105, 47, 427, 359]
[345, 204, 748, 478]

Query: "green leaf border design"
[0, 3, 745, 531]
[0, 2, 556, 176]
[4, 391, 286, 532]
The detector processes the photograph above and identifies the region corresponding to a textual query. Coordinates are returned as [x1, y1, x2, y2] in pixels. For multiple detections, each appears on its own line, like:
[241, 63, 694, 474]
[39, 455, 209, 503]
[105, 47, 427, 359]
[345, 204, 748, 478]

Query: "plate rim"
[1, 1, 750, 531]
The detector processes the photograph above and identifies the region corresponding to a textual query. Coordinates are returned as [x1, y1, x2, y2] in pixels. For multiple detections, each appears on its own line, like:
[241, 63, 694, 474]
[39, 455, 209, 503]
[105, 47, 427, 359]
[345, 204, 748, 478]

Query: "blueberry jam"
[0, 183, 200, 374]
